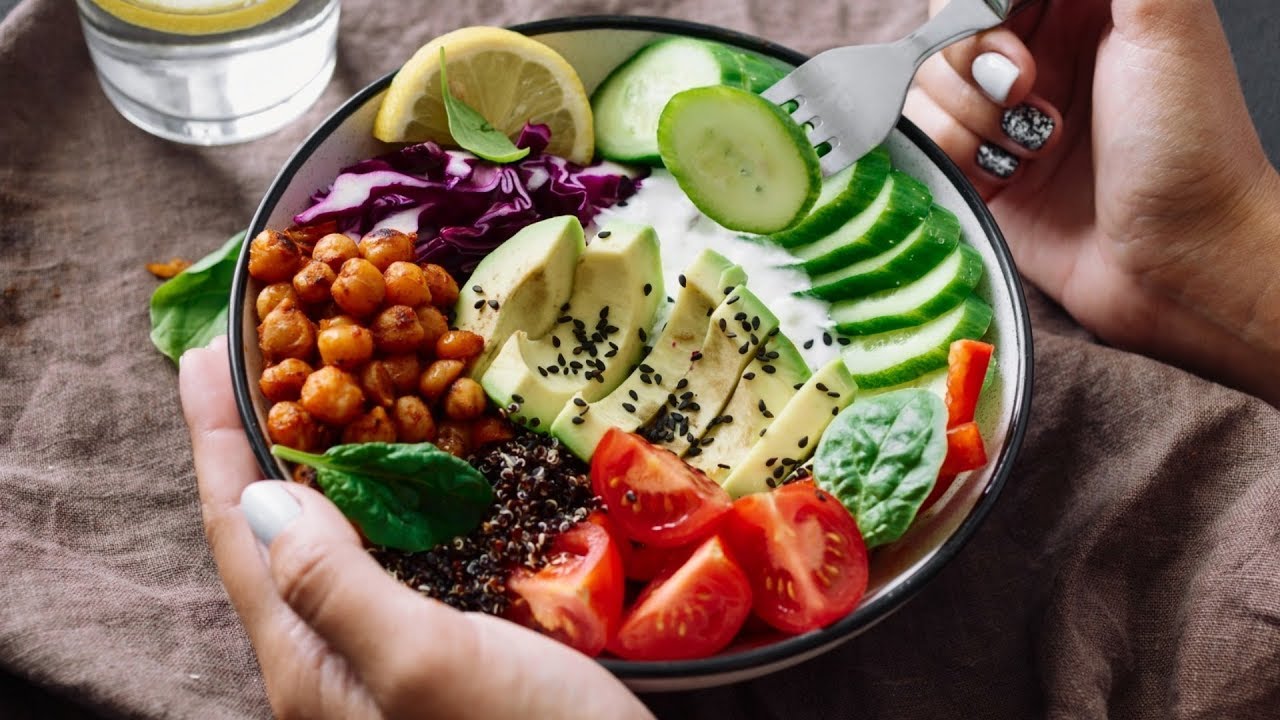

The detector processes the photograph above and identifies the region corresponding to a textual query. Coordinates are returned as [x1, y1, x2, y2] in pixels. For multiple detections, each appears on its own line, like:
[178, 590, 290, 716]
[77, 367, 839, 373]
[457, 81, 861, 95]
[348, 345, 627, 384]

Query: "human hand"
[179, 336, 653, 720]
[905, 0, 1280, 404]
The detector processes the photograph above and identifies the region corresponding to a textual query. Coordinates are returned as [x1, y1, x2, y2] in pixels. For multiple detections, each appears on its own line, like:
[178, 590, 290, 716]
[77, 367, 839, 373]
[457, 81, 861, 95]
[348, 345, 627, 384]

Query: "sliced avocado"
[721, 358, 858, 498]
[551, 249, 746, 460]
[687, 332, 810, 484]
[454, 216, 586, 378]
[481, 222, 664, 431]
[641, 286, 781, 456]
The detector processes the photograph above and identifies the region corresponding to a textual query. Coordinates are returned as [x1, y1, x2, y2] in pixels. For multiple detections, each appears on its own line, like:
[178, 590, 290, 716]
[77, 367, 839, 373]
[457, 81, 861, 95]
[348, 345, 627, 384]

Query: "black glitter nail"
[1001, 104, 1055, 151]
[977, 142, 1019, 179]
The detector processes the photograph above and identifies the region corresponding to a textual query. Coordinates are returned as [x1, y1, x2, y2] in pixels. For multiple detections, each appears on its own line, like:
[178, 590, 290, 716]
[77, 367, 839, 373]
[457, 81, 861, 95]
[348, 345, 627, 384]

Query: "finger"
[904, 87, 1019, 199]
[926, 0, 1039, 106]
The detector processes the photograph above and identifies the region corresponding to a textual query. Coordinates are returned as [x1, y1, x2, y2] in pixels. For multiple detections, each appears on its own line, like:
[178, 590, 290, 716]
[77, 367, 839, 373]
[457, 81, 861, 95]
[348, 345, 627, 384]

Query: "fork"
[762, 0, 1038, 177]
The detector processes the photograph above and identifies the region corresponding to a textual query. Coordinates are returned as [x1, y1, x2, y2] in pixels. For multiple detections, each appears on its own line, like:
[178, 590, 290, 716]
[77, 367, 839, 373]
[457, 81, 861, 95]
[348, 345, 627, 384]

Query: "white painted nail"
[972, 52, 1020, 104]
[241, 482, 301, 547]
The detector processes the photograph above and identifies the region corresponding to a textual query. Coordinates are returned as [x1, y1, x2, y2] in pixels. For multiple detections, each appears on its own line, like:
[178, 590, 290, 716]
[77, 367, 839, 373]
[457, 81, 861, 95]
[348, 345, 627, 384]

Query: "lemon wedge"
[90, 0, 299, 35]
[374, 27, 595, 165]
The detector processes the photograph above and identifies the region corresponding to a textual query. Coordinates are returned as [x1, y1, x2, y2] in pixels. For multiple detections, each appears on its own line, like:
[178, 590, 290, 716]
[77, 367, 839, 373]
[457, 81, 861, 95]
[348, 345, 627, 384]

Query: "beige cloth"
[2, 0, 1279, 717]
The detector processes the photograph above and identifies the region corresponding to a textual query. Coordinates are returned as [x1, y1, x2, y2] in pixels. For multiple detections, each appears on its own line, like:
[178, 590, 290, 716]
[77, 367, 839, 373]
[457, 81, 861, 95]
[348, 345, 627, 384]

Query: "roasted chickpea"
[259, 358, 313, 403]
[267, 401, 323, 451]
[381, 354, 421, 394]
[383, 261, 432, 307]
[341, 406, 397, 444]
[258, 300, 315, 363]
[435, 421, 470, 458]
[248, 229, 303, 283]
[418, 359, 465, 402]
[317, 324, 374, 370]
[291, 261, 337, 305]
[415, 305, 449, 352]
[421, 263, 460, 308]
[392, 396, 437, 443]
[443, 377, 487, 421]
[299, 366, 365, 426]
[318, 314, 358, 331]
[358, 361, 396, 408]
[256, 283, 298, 321]
[331, 258, 386, 317]
[471, 415, 515, 447]
[370, 305, 425, 354]
[358, 229, 414, 271]
[436, 330, 485, 362]
[312, 233, 359, 272]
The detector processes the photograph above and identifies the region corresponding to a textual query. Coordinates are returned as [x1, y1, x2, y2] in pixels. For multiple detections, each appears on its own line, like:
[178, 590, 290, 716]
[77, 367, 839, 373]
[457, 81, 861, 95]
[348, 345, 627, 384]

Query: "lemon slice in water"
[374, 27, 595, 165]
[91, 0, 299, 35]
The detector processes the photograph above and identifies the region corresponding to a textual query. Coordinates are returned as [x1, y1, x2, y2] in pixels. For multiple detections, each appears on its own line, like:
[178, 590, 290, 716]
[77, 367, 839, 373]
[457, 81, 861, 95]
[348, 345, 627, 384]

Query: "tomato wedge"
[944, 340, 994, 428]
[625, 542, 697, 582]
[608, 534, 752, 661]
[722, 481, 868, 634]
[591, 429, 732, 548]
[505, 516, 624, 657]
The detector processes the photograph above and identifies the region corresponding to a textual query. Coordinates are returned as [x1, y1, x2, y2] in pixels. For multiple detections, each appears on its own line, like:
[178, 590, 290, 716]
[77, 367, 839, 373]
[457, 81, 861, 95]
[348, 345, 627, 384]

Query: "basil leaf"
[149, 232, 244, 364]
[813, 389, 947, 548]
[439, 48, 531, 164]
[273, 442, 493, 552]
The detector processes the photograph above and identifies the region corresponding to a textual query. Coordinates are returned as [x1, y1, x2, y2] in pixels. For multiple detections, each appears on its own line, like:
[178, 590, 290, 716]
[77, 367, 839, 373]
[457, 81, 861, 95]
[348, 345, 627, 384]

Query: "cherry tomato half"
[505, 516, 624, 657]
[626, 542, 697, 582]
[607, 534, 752, 661]
[591, 429, 733, 548]
[723, 481, 868, 634]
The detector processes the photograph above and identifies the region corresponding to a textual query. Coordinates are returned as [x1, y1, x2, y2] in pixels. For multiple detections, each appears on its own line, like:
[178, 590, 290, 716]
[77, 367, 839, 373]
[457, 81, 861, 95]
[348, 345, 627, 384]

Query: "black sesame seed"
[622, 402, 637, 413]
[638, 328, 647, 342]
[823, 332, 833, 346]
[538, 367, 548, 377]
[718, 463, 731, 470]
[687, 447, 703, 457]
[743, 372, 756, 381]
[762, 365, 777, 374]
[679, 274, 687, 288]
[599, 306, 610, 319]
[560, 302, 571, 312]
[472, 285, 484, 294]
[473, 299, 486, 310]
[558, 315, 572, 324]
[804, 339, 815, 350]
[798, 436, 809, 449]
[718, 318, 728, 332]
[488, 299, 500, 310]
[828, 391, 841, 398]
[639, 363, 655, 374]
[640, 374, 652, 385]
[511, 394, 525, 404]
[766, 457, 778, 467]
[530, 418, 541, 428]
[571, 416, 584, 425]
[794, 383, 805, 390]
[727, 295, 740, 305]
[752, 317, 761, 331]
[739, 342, 750, 355]
[643, 283, 653, 296]
[628, 389, 639, 401]
[654, 373, 663, 385]
[691, 351, 703, 362]
[598, 230, 612, 239]
[837, 337, 852, 346]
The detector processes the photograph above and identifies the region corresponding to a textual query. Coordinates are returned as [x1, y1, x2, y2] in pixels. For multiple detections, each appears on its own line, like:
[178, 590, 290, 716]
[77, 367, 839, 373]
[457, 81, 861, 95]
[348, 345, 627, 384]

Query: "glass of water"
[76, 0, 340, 145]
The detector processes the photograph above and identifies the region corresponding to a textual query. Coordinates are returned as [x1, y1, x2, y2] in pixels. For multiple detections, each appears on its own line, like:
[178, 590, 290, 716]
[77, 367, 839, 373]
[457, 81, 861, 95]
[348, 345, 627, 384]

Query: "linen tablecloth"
[2, 0, 1278, 717]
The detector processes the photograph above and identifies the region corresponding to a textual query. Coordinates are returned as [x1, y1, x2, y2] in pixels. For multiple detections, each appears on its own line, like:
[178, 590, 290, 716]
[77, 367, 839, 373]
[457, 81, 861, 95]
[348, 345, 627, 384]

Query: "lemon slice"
[374, 27, 595, 165]
[90, 0, 298, 35]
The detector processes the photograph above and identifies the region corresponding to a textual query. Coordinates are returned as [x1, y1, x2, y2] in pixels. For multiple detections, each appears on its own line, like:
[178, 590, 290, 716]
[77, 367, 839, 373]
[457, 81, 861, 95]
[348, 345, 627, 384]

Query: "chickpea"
[318, 314, 358, 331]
[436, 330, 485, 362]
[418, 359, 465, 402]
[381, 354, 421, 394]
[267, 401, 323, 451]
[421, 263, 460, 308]
[383, 261, 432, 307]
[299, 366, 366, 426]
[435, 421, 470, 458]
[256, 283, 298, 321]
[312, 233, 359, 272]
[443, 377, 487, 421]
[317, 324, 374, 370]
[292, 261, 337, 305]
[415, 305, 449, 352]
[471, 415, 515, 447]
[248, 229, 303, 283]
[358, 361, 396, 408]
[258, 300, 315, 363]
[358, 228, 414, 272]
[392, 396, 437, 443]
[331, 258, 386, 317]
[341, 406, 397, 444]
[370, 305, 425, 354]
[259, 358, 313, 403]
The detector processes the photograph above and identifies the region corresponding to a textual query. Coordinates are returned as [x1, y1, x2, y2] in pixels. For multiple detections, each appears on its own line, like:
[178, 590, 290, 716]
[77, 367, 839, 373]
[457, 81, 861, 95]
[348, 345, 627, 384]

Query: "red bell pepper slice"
[944, 340, 994, 429]
[921, 422, 989, 513]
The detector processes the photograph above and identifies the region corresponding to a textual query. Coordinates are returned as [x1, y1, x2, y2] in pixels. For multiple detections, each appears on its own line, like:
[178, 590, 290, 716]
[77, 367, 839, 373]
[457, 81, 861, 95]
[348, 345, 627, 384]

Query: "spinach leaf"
[149, 232, 244, 364]
[439, 48, 531, 164]
[272, 442, 493, 552]
[813, 389, 947, 548]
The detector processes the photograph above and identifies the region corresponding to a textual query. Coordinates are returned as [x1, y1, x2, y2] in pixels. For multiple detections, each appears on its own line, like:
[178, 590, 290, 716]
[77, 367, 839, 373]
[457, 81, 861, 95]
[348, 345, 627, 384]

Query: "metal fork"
[762, 0, 1037, 176]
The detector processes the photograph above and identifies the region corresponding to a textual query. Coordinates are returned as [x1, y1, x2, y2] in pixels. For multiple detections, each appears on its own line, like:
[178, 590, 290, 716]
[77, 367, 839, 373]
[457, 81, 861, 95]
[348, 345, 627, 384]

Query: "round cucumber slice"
[770, 146, 892, 250]
[793, 170, 933, 274]
[658, 85, 821, 235]
[830, 244, 985, 336]
[840, 294, 994, 389]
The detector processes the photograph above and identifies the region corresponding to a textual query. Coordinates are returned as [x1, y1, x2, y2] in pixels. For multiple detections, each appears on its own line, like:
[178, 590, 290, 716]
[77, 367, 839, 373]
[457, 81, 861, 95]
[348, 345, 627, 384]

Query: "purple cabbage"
[294, 124, 647, 277]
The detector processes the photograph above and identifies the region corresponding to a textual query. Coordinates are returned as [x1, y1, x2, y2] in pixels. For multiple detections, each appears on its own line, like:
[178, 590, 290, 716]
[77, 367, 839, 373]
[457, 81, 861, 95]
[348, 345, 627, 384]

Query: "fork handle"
[902, 0, 1039, 68]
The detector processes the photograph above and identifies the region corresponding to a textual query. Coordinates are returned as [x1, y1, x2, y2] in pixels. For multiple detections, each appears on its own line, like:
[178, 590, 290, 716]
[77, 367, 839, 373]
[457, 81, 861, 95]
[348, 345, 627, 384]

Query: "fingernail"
[972, 52, 1019, 104]
[1001, 104, 1055, 151]
[241, 482, 301, 546]
[977, 143, 1019, 179]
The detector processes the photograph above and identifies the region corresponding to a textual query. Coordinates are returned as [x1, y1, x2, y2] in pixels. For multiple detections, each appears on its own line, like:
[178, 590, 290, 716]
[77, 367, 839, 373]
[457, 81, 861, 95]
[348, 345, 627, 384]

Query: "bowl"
[229, 15, 1033, 692]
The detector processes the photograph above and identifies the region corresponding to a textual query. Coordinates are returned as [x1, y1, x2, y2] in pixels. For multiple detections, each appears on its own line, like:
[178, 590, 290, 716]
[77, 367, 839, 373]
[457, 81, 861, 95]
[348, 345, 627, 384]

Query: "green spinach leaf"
[813, 389, 947, 547]
[149, 232, 244, 364]
[272, 442, 493, 552]
[439, 48, 531, 164]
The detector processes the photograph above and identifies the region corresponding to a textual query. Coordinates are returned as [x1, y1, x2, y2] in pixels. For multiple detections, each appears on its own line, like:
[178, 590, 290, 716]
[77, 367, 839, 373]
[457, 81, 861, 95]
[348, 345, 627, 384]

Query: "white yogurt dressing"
[595, 171, 839, 371]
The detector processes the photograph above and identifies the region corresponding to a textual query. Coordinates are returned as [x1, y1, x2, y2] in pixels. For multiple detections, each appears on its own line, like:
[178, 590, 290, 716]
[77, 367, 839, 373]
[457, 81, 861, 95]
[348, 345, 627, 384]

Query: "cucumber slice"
[830, 244, 985, 336]
[791, 170, 933, 274]
[803, 205, 961, 302]
[592, 38, 790, 165]
[840, 294, 993, 389]
[769, 146, 892, 250]
[658, 85, 821, 235]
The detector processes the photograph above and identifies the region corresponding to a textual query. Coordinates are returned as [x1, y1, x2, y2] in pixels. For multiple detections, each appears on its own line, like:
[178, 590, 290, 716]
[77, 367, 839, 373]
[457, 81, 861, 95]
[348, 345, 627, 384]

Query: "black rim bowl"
[229, 14, 1034, 684]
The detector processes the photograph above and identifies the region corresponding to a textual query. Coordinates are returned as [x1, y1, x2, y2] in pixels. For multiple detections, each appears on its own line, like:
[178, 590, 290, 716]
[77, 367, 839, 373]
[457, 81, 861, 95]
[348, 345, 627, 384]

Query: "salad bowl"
[229, 15, 1032, 692]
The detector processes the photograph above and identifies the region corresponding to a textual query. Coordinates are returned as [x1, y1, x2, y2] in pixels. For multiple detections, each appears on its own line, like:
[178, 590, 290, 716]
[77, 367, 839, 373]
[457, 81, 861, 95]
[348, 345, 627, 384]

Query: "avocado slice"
[454, 216, 586, 378]
[641, 286, 780, 456]
[551, 249, 746, 460]
[686, 332, 810, 484]
[480, 222, 664, 431]
[721, 358, 858, 498]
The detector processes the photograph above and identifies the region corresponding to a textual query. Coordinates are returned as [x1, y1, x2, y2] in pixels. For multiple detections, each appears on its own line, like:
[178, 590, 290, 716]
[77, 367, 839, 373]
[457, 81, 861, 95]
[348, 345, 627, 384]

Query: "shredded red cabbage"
[294, 124, 646, 276]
